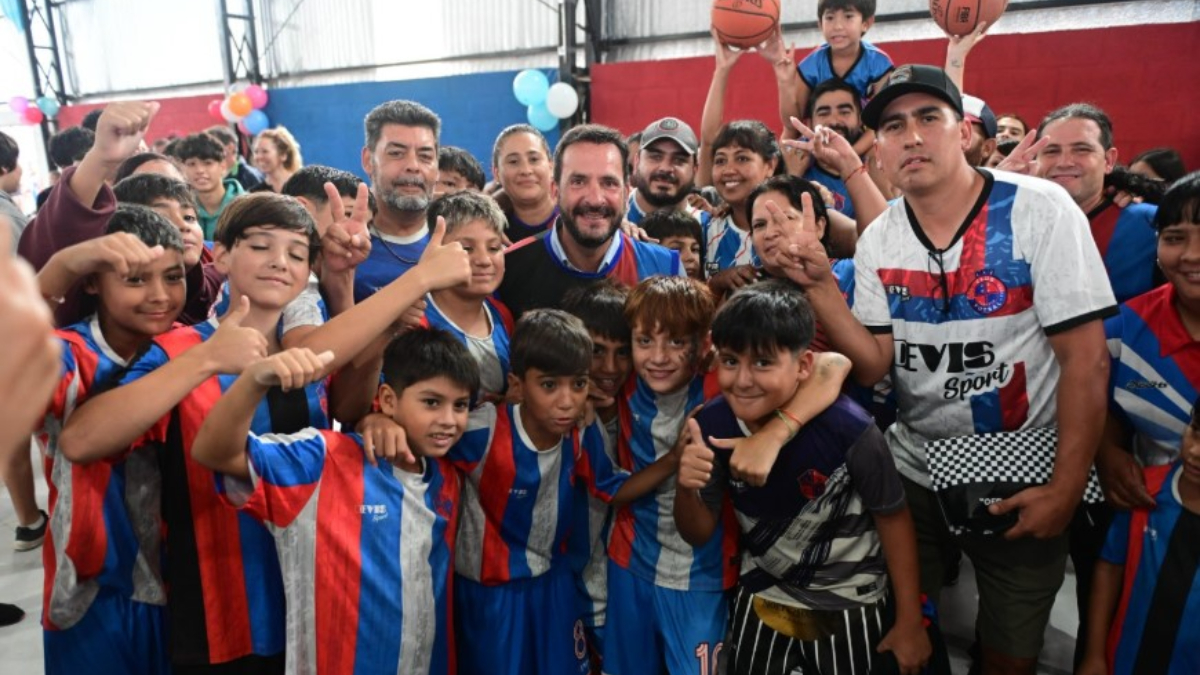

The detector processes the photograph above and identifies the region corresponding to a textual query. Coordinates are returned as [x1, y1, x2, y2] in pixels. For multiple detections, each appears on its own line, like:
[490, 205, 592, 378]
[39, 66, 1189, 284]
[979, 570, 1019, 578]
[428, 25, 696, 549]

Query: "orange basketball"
[712, 0, 781, 49]
[929, 0, 1009, 37]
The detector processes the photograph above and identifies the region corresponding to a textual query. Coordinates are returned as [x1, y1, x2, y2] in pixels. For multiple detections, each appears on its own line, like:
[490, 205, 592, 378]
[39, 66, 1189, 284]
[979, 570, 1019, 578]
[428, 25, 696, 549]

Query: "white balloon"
[220, 98, 243, 123]
[545, 83, 579, 120]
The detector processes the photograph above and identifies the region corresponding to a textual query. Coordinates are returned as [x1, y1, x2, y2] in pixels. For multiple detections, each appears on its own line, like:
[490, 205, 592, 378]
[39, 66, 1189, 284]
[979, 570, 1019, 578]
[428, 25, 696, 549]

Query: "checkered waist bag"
[925, 427, 1104, 536]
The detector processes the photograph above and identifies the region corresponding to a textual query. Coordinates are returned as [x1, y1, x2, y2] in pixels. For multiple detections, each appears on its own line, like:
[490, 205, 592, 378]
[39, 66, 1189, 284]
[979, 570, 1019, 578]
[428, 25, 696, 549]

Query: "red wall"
[593, 22, 1200, 170]
[56, 93, 223, 144]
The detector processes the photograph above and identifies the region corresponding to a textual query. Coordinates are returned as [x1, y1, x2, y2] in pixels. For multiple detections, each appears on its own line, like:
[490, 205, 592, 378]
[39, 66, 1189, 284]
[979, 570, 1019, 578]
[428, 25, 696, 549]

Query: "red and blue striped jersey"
[609, 375, 740, 592]
[1088, 200, 1159, 303]
[38, 316, 166, 631]
[450, 402, 629, 585]
[120, 317, 330, 665]
[1101, 463, 1200, 675]
[423, 295, 514, 399]
[237, 429, 460, 675]
[1105, 283, 1200, 467]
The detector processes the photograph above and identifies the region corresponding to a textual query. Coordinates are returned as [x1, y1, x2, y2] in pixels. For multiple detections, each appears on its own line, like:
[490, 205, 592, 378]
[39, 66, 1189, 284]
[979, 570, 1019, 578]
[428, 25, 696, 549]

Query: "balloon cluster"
[512, 70, 579, 132]
[8, 95, 60, 125]
[208, 84, 271, 135]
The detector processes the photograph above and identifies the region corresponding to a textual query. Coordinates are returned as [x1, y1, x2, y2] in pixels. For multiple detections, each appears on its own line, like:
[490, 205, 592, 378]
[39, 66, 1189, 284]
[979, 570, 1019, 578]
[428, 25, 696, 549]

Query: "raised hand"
[757, 26, 794, 69]
[92, 101, 160, 166]
[320, 182, 372, 276]
[946, 21, 988, 68]
[712, 28, 744, 72]
[203, 296, 269, 374]
[786, 117, 861, 178]
[62, 232, 164, 279]
[676, 419, 715, 491]
[250, 348, 334, 391]
[413, 216, 471, 291]
[765, 194, 833, 288]
[996, 129, 1050, 176]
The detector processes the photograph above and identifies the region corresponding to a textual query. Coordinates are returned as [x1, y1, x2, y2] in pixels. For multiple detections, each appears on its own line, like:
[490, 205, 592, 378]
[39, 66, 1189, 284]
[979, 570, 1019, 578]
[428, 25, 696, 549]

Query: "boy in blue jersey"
[604, 276, 850, 675]
[561, 280, 635, 670]
[642, 210, 703, 281]
[190, 329, 477, 675]
[423, 191, 514, 399]
[33, 205, 185, 674]
[1080, 399, 1200, 675]
[60, 191, 471, 672]
[795, 0, 892, 159]
[676, 282, 931, 675]
[449, 309, 681, 675]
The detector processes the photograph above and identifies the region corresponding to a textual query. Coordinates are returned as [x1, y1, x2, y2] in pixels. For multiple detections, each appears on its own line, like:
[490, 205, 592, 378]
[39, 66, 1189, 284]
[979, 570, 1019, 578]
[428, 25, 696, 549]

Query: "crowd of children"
[0, 1, 1196, 674]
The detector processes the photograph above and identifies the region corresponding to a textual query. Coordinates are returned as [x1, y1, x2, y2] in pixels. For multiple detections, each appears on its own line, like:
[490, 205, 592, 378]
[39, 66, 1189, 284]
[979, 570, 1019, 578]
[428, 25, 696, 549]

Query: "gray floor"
[0, 443, 1081, 673]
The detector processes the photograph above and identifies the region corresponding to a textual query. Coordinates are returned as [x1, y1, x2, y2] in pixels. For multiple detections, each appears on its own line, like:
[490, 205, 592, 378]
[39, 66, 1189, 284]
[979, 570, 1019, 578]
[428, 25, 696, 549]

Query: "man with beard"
[800, 79, 867, 219]
[497, 124, 682, 319]
[353, 100, 441, 303]
[626, 118, 709, 229]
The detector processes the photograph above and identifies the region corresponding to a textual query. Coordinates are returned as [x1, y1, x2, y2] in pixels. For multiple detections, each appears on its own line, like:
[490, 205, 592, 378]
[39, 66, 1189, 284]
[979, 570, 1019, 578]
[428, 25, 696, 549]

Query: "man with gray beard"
[353, 100, 441, 303]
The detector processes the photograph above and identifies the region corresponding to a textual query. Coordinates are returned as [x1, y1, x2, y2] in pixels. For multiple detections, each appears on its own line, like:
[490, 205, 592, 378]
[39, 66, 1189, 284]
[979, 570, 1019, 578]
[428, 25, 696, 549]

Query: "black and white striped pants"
[723, 586, 894, 675]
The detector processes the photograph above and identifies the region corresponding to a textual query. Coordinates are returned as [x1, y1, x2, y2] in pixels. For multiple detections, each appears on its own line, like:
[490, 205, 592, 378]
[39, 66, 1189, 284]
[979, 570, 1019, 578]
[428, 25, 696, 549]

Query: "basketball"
[711, 0, 781, 49]
[930, 0, 1010, 37]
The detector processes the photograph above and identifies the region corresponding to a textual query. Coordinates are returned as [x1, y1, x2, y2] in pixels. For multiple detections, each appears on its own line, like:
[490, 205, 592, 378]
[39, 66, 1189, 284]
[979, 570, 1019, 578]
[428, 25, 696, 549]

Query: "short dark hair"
[381, 328, 480, 398]
[711, 120, 781, 167]
[1038, 103, 1114, 150]
[745, 174, 832, 245]
[492, 124, 551, 173]
[510, 309, 592, 378]
[439, 146, 486, 191]
[626, 131, 643, 146]
[554, 124, 629, 184]
[113, 173, 198, 211]
[174, 133, 225, 163]
[205, 125, 238, 148]
[48, 127, 95, 169]
[1131, 147, 1187, 184]
[996, 113, 1029, 135]
[213, 193, 320, 263]
[281, 165, 365, 204]
[426, 191, 506, 236]
[364, 100, 441, 152]
[712, 280, 816, 356]
[561, 279, 630, 343]
[807, 78, 863, 120]
[81, 108, 103, 132]
[818, 0, 876, 20]
[114, 152, 180, 184]
[641, 210, 702, 247]
[104, 203, 185, 253]
[1155, 171, 1200, 232]
[162, 138, 183, 159]
[0, 130, 18, 172]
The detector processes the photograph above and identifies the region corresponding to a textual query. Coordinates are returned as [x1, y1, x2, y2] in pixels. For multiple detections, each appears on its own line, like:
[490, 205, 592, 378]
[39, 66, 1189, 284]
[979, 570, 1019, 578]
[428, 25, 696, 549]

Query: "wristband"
[776, 407, 803, 430]
[843, 163, 870, 183]
[773, 409, 799, 440]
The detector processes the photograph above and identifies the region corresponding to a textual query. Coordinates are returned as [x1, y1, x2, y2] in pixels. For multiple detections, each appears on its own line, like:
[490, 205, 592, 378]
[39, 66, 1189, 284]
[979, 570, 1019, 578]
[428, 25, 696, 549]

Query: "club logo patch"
[798, 469, 828, 500]
[966, 270, 1007, 315]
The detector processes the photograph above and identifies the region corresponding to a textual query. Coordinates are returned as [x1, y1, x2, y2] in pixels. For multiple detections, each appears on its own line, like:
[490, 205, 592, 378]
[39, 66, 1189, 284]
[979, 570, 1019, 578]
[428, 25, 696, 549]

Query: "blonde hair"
[256, 126, 303, 172]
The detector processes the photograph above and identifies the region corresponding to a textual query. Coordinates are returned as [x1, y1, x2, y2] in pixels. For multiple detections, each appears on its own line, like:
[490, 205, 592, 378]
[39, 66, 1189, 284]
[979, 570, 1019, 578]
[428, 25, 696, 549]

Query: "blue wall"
[264, 69, 560, 184]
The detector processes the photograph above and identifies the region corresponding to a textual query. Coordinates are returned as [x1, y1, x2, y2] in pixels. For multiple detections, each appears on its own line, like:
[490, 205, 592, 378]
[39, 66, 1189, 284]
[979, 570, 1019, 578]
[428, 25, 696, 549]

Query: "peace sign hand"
[766, 193, 833, 289]
[785, 117, 862, 179]
[996, 129, 1049, 176]
[321, 182, 373, 275]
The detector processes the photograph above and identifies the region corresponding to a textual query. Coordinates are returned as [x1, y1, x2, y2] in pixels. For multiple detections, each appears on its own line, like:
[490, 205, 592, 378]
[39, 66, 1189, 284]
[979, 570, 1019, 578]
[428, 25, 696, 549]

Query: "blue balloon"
[527, 103, 558, 132]
[35, 96, 59, 118]
[243, 109, 270, 135]
[513, 69, 550, 107]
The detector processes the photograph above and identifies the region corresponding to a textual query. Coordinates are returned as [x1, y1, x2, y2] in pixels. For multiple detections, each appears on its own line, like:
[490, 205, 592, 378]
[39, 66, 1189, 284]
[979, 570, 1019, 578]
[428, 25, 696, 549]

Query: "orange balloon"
[228, 93, 253, 118]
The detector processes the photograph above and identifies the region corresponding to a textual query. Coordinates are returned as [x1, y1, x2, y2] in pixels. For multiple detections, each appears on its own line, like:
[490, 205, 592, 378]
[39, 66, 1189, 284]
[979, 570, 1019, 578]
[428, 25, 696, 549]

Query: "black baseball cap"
[862, 65, 964, 131]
